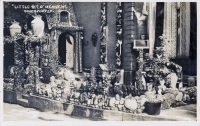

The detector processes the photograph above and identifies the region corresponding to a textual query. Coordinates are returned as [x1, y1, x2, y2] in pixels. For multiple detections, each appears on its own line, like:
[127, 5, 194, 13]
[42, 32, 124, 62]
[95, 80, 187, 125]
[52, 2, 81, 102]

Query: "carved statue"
[115, 40, 122, 57]
[116, 58, 121, 66]
[132, 2, 148, 21]
[100, 53, 106, 64]
[100, 31, 106, 42]
[116, 27, 122, 40]
[101, 2, 106, 15]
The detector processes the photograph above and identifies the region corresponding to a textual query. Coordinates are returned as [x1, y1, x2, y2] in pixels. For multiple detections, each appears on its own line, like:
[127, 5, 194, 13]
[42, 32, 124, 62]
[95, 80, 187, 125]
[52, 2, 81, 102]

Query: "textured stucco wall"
[73, 2, 117, 69]
[73, 2, 101, 69]
[107, 2, 117, 66]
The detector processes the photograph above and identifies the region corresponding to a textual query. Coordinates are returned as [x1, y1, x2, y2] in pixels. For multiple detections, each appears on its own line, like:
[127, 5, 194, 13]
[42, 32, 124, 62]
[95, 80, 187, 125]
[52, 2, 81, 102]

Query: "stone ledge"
[72, 104, 90, 118]
[3, 90, 22, 103]
[63, 103, 74, 115]
[17, 99, 29, 107]
[102, 109, 123, 121]
[15, 94, 196, 121]
[28, 95, 63, 112]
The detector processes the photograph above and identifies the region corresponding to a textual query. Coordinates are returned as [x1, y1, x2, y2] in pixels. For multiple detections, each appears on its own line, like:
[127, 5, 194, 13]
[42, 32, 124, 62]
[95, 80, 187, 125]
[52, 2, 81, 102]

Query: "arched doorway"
[58, 32, 74, 69]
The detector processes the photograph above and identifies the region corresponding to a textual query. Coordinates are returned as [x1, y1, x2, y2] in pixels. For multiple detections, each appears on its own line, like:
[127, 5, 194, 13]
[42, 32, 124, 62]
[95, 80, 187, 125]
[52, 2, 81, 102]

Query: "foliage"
[144, 35, 170, 79]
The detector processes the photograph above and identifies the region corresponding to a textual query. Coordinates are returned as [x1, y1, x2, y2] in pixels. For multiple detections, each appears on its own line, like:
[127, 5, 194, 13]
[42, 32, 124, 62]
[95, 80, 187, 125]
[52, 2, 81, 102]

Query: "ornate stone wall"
[50, 27, 83, 73]
[44, 2, 78, 29]
[100, 2, 107, 64]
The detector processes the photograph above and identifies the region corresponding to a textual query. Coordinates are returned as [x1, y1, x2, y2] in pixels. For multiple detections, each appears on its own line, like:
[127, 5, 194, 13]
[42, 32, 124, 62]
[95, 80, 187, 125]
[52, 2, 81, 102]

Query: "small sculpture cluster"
[100, 2, 107, 64]
[115, 2, 123, 67]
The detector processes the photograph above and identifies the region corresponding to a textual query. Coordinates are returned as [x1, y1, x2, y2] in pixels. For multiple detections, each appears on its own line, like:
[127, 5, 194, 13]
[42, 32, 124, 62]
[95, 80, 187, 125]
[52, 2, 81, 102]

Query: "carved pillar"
[100, 2, 107, 64]
[179, 2, 190, 58]
[51, 29, 60, 67]
[78, 32, 83, 72]
[74, 32, 79, 73]
[163, 2, 177, 59]
[116, 2, 123, 68]
[14, 39, 25, 91]
[148, 2, 156, 58]
[122, 2, 137, 85]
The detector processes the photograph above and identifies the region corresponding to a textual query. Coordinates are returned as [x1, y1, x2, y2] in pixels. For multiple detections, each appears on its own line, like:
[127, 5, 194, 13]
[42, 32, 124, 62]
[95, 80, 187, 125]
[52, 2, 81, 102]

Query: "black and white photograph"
[1, 1, 198, 125]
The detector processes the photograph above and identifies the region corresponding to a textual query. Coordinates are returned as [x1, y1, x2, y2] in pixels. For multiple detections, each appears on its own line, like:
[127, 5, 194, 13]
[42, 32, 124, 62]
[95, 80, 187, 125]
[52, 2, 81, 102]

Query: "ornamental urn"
[9, 21, 22, 37]
[31, 15, 44, 38]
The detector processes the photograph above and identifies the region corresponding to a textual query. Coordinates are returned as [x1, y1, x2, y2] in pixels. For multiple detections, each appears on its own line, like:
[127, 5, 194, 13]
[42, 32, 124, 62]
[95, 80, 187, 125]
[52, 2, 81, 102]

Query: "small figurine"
[92, 32, 98, 47]
[49, 76, 57, 88]
[116, 58, 121, 66]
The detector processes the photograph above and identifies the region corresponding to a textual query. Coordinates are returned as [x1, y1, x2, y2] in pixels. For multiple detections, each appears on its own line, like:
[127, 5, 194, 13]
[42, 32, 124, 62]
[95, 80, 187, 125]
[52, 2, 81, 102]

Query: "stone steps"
[17, 98, 29, 107]
[22, 94, 29, 100]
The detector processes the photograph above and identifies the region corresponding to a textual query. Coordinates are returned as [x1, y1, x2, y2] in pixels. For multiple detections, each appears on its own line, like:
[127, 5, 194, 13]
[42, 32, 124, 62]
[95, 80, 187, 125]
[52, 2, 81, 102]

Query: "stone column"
[179, 2, 190, 58]
[122, 2, 137, 85]
[78, 31, 83, 73]
[163, 2, 177, 59]
[148, 2, 156, 58]
[74, 32, 79, 73]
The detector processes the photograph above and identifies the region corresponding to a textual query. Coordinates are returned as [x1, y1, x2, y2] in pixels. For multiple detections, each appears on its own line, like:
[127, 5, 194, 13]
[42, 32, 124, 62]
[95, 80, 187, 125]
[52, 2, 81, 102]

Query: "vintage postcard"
[1, 1, 198, 125]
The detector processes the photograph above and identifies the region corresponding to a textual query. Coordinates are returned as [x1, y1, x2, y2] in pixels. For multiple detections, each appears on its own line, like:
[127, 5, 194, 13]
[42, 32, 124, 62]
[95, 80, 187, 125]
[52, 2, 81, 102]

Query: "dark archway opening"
[155, 2, 164, 47]
[190, 2, 197, 61]
[58, 32, 74, 66]
[4, 43, 14, 78]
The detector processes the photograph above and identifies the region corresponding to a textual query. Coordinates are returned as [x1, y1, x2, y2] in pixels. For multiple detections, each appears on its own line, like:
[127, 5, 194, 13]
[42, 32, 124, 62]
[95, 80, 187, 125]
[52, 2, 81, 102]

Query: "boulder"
[125, 98, 137, 111]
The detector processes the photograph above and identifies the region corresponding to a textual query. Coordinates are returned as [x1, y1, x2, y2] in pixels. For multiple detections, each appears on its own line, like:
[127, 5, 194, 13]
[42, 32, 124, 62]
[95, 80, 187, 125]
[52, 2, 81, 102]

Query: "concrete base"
[122, 113, 177, 121]
[4, 90, 22, 103]
[28, 95, 63, 112]
[72, 105, 90, 118]
[88, 107, 123, 121]
[21, 95, 197, 121]
[17, 99, 29, 107]
[63, 103, 74, 115]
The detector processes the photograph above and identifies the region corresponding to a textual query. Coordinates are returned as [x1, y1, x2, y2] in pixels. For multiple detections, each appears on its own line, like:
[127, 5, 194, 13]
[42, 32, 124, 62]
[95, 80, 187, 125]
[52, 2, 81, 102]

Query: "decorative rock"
[115, 100, 120, 105]
[51, 88, 57, 98]
[50, 76, 57, 88]
[186, 94, 190, 102]
[119, 98, 125, 105]
[99, 101, 103, 107]
[94, 96, 99, 105]
[115, 94, 121, 101]
[109, 97, 116, 107]
[182, 93, 187, 102]
[79, 92, 87, 103]
[61, 92, 68, 102]
[140, 95, 146, 99]
[176, 92, 183, 102]
[170, 72, 178, 89]
[124, 98, 137, 111]
[136, 109, 142, 114]
[87, 99, 91, 105]
[118, 104, 123, 111]
[140, 97, 148, 106]
[171, 89, 179, 96]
